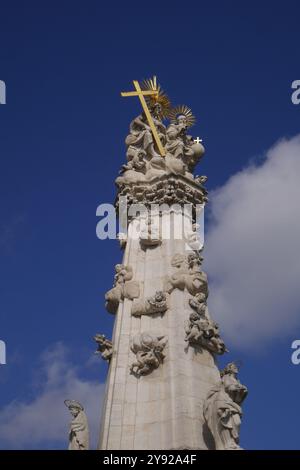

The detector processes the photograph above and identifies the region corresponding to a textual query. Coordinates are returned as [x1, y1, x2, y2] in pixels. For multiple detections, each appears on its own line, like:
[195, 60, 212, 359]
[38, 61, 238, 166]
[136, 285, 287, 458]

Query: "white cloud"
[0, 343, 104, 449]
[204, 134, 300, 350]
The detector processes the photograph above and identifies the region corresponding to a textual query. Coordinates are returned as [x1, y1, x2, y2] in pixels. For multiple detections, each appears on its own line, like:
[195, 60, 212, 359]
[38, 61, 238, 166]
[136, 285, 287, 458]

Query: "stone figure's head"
[221, 362, 238, 377]
[154, 291, 166, 302]
[190, 311, 200, 322]
[177, 114, 187, 128]
[195, 292, 207, 303]
[151, 102, 162, 119]
[155, 336, 168, 353]
[70, 407, 80, 418]
[115, 264, 123, 273]
[188, 252, 203, 268]
[94, 334, 105, 345]
[137, 150, 146, 161]
[171, 253, 186, 269]
[64, 400, 84, 418]
[169, 105, 195, 130]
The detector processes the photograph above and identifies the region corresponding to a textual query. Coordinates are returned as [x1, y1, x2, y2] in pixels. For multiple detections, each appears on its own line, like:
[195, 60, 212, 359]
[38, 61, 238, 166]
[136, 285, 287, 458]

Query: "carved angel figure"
[184, 310, 227, 355]
[94, 334, 113, 362]
[203, 363, 248, 450]
[189, 292, 208, 316]
[165, 251, 208, 297]
[131, 291, 169, 317]
[130, 333, 168, 376]
[105, 264, 140, 314]
[115, 149, 147, 186]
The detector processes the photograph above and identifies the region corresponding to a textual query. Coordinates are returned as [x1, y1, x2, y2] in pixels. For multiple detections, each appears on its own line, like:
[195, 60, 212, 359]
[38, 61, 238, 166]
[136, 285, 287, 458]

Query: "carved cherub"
[165, 251, 208, 297]
[130, 333, 168, 376]
[189, 292, 208, 315]
[105, 264, 140, 314]
[94, 334, 113, 362]
[184, 311, 227, 355]
[131, 290, 169, 317]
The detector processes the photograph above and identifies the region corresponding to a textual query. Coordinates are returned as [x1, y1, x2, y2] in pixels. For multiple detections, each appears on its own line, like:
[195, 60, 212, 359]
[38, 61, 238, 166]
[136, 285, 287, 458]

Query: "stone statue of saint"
[166, 114, 195, 160]
[203, 363, 248, 450]
[125, 103, 166, 161]
[166, 106, 205, 174]
[64, 400, 89, 450]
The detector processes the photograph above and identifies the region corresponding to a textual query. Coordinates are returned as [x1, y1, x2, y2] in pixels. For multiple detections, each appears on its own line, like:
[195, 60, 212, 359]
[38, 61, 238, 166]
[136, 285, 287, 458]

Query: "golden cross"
[121, 79, 166, 157]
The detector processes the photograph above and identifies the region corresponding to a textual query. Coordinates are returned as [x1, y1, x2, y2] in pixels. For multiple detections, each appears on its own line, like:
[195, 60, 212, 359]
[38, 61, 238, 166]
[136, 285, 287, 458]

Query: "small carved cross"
[194, 137, 202, 144]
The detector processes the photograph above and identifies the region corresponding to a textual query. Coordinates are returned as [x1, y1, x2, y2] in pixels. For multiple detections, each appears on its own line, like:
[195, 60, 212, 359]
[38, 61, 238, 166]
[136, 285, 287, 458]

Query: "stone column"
[98, 175, 224, 450]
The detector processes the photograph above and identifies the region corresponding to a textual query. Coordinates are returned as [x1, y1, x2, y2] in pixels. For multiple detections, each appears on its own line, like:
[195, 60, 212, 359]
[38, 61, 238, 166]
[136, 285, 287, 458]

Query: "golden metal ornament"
[168, 104, 196, 128]
[141, 76, 171, 119]
[121, 78, 166, 156]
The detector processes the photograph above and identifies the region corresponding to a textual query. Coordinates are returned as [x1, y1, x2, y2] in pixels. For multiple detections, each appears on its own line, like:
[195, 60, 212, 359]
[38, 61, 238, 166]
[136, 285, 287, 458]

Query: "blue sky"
[0, 0, 300, 449]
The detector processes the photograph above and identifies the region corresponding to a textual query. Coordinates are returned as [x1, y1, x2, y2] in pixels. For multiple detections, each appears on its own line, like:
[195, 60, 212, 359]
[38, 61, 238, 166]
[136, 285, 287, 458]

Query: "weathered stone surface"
[99, 211, 222, 450]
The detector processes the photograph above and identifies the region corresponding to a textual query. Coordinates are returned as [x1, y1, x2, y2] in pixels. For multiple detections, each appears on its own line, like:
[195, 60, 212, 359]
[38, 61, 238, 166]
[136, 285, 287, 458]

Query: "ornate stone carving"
[194, 174, 208, 186]
[166, 105, 205, 174]
[130, 333, 168, 376]
[131, 291, 169, 317]
[139, 217, 162, 248]
[183, 265, 226, 355]
[115, 175, 208, 216]
[184, 310, 227, 355]
[94, 334, 113, 362]
[184, 223, 202, 251]
[117, 94, 206, 189]
[105, 264, 140, 314]
[203, 363, 248, 450]
[165, 251, 208, 297]
[116, 149, 147, 186]
[115, 99, 168, 187]
[64, 400, 89, 450]
[125, 104, 167, 161]
[189, 292, 208, 315]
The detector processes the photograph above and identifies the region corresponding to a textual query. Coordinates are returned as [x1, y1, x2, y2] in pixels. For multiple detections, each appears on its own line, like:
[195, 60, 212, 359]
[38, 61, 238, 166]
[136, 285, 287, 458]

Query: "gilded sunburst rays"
[168, 104, 196, 128]
[141, 76, 171, 119]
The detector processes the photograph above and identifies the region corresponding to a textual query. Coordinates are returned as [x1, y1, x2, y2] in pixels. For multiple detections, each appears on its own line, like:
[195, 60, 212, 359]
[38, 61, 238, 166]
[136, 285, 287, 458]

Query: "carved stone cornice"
[115, 174, 208, 215]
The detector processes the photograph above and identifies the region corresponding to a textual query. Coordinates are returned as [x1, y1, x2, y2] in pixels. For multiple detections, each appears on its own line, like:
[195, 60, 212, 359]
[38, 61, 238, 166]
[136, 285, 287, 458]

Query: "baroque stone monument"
[98, 77, 247, 450]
